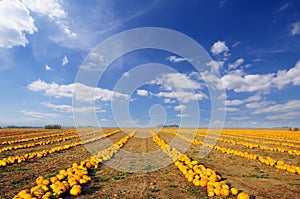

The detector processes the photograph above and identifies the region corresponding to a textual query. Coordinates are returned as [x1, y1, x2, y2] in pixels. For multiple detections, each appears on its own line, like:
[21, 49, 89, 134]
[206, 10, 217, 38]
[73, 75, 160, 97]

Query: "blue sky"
[0, 0, 300, 128]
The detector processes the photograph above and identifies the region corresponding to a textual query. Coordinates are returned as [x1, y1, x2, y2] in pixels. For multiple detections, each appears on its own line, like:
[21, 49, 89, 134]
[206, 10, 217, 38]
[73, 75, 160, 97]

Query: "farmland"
[0, 128, 299, 199]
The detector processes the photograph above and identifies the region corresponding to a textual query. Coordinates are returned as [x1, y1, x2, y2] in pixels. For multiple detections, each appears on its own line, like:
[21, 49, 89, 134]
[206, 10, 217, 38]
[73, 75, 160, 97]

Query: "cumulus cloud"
[148, 72, 207, 103]
[136, 89, 149, 97]
[22, 0, 66, 20]
[164, 98, 176, 104]
[245, 101, 274, 109]
[266, 111, 300, 120]
[221, 70, 273, 92]
[27, 79, 129, 103]
[228, 58, 244, 70]
[225, 100, 244, 106]
[244, 94, 262, 102]
[0, 0, 37, 48]
[166, 56, 192, 63]
[221, 60, 300, 93]
[199, 71, 224, 91]
[149, 73, 202, 91]
[272, 60, 300, 89]
[211, 41, 229, 55]
[203, 60, 300, 94]
[45, 64, 52, 71]
[218, 107, 239, 112]
[219, 94, 261, 112]
[22, 0, 77, 38]
[206, 60, 224, 70]
[62, 56, 69, 66]
[291, 21, 300, 36]
[154, 91, 207, 103]
[42, 102, 105, 113]
[253, 100, 300, 114]
[174, 104, 186, 111]
[247, 100, 300, 121]
[21, 110, 59, 118]
[81, 53, 110, 71]
[0, 0, 76, 48]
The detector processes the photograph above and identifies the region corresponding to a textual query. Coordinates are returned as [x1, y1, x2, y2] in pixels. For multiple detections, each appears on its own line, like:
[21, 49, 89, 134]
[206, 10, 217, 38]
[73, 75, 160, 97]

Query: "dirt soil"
[0, 128, 299, 199]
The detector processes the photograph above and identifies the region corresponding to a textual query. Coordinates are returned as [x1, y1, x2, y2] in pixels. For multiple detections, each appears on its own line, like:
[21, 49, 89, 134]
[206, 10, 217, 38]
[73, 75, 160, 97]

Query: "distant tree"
[45, 124, 62, 129]
[157, 124, 179, 128]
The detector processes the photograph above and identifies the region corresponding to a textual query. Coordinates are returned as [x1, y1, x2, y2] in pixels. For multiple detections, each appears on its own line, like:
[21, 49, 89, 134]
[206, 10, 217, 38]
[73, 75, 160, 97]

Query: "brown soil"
[0, 128, 299, 199]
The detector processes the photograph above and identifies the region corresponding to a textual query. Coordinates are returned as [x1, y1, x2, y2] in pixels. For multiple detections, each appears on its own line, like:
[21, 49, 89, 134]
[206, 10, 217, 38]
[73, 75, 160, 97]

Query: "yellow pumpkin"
[220, 188, 230, 197]
[230, 187, 238, 195]
[70, 185, 82, 196]
[237, 192, 250, 199]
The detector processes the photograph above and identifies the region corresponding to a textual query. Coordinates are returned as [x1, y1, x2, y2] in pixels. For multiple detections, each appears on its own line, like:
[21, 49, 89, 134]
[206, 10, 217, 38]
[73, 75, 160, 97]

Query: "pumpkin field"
[0, 128, 299, 199]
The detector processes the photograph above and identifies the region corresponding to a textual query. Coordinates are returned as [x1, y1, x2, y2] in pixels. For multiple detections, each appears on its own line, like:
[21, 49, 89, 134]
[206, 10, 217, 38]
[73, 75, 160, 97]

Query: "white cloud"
[221, 70, 273, 92]
[154, 91, 207, 103]
[149, 73, 202, 91]
[21, 110, 60, 118]
[176, 114, 189, 118]
[245, 94, 262, 102]
[218, 93, 227, 100]
[174, 104, 186, 111]
[221, 60, 300, 93]
[252, 58, 263, 62]
[0, 0, 37, 48]
[45, 64, 52, 71]
[100, 118, 109, 122]
[62, 56, 69, 66]
[22, 0, 77, 39]
[228, 58, 244, 70]
[211, 41, 229, 55]
[266, 111, 300, 120]
[206, 60, 224, 70]
[42, 102, 105, 113]
[218, 94, 261, 111]
[245, 101, 274, 109]
[272, 60, 300, 89]
[28, 79, 73, 98]
[166, 56, 192, 63]
[200, 71, 224, 90]
[291, 21, 300, 36]
[27, 79, 129, 103]
[253, 100, 300, 114]
[81, 53, 110, 71]
[164, 98, 176, 104]
[0, 0, 77, 48]
[48, 1, 156, 50]
[243, 64, 251, 68]
[136, 89, 149, 97]
[22, 0, 66, 20]
[218, 107, 239, 112]
[225, 100, 244, 106]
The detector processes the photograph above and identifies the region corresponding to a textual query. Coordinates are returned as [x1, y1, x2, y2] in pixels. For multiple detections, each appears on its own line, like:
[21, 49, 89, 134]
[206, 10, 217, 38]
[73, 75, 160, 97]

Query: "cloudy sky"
[0, 0, 300, 128]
